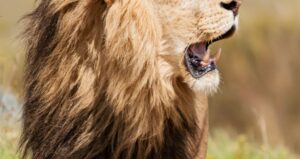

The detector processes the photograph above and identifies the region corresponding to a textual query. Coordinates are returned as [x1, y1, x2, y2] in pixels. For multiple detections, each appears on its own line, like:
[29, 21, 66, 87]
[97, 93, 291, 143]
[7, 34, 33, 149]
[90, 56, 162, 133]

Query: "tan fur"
[21, 0, 237, 159]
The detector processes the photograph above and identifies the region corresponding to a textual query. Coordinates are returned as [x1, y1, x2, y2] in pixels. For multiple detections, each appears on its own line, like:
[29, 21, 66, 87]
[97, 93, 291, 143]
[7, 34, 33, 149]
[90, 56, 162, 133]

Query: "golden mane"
[21, 0, 209, 159]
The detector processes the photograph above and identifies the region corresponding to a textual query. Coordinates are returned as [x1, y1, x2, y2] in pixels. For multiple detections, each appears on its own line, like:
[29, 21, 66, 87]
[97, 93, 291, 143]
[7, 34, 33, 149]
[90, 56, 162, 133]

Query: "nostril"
[221, 1, 237, 10]
[221, 0, 241, 16]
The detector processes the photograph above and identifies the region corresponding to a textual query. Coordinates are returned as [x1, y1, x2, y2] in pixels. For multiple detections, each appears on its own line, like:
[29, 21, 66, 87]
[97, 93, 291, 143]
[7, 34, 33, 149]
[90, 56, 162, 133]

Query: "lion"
[20, 0, 240, 159]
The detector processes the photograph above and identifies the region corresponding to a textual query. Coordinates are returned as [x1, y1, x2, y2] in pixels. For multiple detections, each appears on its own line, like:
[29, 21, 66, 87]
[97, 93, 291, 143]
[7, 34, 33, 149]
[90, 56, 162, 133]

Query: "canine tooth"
[203, 50, 210, 63]
[214, 48, 222, 62]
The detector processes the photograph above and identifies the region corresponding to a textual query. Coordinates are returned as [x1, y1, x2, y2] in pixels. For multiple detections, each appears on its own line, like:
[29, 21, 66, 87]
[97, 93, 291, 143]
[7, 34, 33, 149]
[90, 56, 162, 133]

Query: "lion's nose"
[221, 0, 241, 16]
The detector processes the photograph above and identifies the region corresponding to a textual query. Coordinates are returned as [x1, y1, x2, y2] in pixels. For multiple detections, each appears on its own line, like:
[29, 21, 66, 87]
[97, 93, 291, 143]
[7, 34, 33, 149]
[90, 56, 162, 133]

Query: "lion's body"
[21, 0, 238, 159]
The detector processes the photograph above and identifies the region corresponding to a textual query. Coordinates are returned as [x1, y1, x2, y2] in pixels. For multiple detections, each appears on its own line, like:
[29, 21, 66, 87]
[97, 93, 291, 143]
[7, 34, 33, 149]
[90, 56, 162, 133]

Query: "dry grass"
[0, 127, 296, 159]
[209, 0, 300, 153]
[208, 130, 294, 159]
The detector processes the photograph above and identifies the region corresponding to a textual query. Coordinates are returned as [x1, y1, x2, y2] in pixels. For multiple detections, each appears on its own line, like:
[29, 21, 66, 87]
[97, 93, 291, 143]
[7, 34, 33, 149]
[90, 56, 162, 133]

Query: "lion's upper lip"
[207, 25, 237, 45]
[184, 25, 236, 78]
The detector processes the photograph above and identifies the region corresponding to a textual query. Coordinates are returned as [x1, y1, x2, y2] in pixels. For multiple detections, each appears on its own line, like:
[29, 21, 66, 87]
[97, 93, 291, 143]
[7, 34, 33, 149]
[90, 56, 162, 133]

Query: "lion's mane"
[21, 0, 208, 159]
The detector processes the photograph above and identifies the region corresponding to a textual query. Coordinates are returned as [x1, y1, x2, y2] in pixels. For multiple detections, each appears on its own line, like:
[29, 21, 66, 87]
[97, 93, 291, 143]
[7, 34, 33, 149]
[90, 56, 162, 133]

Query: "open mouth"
[184, 26, 236, 78]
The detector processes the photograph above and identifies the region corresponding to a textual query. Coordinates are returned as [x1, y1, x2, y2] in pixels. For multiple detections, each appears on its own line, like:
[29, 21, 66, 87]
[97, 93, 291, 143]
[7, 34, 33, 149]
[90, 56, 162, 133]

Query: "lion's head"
[104, 0, 240, 94]
[152, 0, 240, 93]
[21, 0, 240, 159]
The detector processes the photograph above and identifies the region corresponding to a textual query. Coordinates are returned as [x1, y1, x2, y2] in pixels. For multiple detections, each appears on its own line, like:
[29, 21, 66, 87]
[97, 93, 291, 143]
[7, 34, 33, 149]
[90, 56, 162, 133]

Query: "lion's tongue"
[188, 43, 222, 67]
[189, 42, 207, 59]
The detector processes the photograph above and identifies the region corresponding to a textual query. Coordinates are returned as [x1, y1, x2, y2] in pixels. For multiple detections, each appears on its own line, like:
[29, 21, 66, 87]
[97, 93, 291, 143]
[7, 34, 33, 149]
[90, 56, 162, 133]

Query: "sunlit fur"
[20, 0, 236, 159]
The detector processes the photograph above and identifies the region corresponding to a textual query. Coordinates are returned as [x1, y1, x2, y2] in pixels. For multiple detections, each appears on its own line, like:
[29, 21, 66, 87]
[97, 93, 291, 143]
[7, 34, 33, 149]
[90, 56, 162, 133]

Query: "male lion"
[21, 0, 240, 159]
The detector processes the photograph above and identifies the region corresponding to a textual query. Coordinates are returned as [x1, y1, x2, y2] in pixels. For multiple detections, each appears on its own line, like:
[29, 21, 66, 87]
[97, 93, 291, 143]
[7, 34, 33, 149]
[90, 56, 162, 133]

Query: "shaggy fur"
[21, 0, 238, 159]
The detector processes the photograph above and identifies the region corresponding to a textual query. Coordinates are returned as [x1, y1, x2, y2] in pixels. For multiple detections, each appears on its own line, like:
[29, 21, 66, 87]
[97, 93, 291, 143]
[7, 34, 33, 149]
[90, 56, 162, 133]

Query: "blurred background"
[0, 0, 299, 158]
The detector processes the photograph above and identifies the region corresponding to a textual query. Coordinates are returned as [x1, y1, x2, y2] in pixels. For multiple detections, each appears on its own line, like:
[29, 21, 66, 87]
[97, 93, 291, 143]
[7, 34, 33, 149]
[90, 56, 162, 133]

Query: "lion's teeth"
[214, 48, 222, 62]
[200, 61, 209, 66]
[203, 49, 210, 63]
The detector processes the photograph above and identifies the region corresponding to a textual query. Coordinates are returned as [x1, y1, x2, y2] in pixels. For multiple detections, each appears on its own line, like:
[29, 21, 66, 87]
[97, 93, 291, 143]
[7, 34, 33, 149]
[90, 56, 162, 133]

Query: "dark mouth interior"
[184, 26, 236, 79]
[184, 43, 216, 79]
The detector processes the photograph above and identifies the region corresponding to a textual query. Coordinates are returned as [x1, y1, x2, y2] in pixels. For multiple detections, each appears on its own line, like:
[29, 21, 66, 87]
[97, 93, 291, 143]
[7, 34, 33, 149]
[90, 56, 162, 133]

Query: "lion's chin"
[186, 70, 220, 95]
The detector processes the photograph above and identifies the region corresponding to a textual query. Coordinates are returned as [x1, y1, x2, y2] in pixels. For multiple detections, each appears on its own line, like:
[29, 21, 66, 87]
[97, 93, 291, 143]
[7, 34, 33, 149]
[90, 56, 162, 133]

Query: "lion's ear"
[104, 0, 113, 6]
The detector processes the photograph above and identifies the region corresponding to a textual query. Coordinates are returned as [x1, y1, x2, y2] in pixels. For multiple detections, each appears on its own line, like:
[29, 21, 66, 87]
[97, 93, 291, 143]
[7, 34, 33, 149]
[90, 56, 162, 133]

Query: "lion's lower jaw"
[187, 70, 220, 95]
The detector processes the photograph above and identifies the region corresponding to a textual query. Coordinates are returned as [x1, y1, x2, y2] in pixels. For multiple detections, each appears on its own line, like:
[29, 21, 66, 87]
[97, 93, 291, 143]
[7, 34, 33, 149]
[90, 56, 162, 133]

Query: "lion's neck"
[95, 71, 209, 159]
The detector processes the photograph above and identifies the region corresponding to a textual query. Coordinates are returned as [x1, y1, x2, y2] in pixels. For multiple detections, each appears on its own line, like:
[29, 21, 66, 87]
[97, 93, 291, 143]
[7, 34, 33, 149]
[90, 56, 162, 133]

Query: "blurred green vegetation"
[0, 140, 20, 159]
[0, 121, 20, 159]
[1, 0, 300, 158]
[0, 130, 295, 159]
[208, 131, 293, 159]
